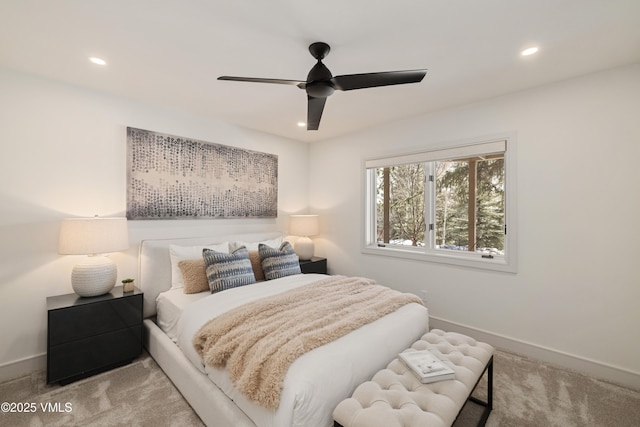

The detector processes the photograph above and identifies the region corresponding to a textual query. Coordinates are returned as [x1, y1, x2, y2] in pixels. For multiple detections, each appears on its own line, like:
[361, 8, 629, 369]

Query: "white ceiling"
[2, 0, 639, 143]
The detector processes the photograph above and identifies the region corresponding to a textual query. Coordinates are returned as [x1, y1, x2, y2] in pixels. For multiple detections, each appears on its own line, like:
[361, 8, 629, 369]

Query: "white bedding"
[176, 273, 429, 427]
[156, 288, 209, 342]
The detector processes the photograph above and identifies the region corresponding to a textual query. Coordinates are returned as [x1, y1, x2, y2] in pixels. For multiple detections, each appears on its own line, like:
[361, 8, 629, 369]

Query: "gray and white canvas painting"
[126, 127, 278, 219]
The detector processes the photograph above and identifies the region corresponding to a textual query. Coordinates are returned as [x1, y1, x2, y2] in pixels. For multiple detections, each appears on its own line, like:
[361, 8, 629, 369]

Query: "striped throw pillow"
[259, 241, 302, 280]
[203, 246, 256, 293]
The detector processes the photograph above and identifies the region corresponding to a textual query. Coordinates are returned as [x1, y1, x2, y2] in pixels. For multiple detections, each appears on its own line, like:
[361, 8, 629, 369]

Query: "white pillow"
[169, 242, 229, 289]
[229, 236, 282, 252]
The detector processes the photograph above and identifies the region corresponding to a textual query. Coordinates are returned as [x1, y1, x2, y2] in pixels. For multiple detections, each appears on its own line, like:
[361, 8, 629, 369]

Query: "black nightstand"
[46, 286, 143, 385]
[299, 257, 327, 274]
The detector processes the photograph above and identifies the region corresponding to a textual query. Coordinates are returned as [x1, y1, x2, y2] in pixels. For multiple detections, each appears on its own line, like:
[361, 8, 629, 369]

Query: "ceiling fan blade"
[307, 96, 327, 131]
[218, 76, 306, 88]
[332, 69, 427, 91]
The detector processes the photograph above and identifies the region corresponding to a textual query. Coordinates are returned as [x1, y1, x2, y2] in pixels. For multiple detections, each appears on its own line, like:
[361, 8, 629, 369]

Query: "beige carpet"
[1, 350, 639, 427]
[458, 350, 640, 427]
[0, 354, 204, 427]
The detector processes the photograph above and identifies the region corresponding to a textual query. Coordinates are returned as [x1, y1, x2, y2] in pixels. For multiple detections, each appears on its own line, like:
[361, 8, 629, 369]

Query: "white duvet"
[176, 273, 429, 427]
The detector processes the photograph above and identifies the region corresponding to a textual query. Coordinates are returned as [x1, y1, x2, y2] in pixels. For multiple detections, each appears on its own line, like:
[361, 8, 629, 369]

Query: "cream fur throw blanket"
[193, 275, 423, 409]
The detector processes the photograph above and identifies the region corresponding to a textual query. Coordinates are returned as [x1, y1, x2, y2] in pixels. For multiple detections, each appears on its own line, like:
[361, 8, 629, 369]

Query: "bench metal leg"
[466, 355, 493, 426]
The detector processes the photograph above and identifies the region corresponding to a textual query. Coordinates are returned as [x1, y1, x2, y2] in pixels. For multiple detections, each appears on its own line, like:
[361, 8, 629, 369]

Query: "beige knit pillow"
[249, 251, 265, 281]
[178, 259, 209, 294]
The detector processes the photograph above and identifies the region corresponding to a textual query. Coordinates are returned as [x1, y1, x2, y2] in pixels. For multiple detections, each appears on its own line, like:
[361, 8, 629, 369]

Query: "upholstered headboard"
[137, 231, 282, 318]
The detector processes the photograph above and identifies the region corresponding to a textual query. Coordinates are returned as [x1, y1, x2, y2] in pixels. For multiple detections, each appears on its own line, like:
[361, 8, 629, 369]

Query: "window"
[364, 137, 516, 272]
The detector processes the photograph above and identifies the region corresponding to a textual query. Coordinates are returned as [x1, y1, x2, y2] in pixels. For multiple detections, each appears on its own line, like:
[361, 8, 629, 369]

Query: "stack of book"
[399, 349, 456, 383]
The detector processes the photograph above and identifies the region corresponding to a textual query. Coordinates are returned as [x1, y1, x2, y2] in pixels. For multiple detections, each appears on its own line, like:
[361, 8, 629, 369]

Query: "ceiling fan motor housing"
[306, 81, 335, 98]
[306, 60, 335, 98]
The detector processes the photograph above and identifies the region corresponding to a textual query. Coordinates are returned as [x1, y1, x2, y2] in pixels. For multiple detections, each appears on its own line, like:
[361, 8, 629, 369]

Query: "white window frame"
[362, 134, 517, 273]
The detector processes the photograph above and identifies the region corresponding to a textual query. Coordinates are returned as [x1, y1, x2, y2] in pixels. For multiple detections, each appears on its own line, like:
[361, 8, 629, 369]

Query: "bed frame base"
[144, 318, 256, 427]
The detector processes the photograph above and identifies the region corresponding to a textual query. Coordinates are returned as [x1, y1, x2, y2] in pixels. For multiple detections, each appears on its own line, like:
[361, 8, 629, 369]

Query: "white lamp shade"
[58, 217, 129, 297]
[59, 217, 129, 255]
[288, 215, 319, 237]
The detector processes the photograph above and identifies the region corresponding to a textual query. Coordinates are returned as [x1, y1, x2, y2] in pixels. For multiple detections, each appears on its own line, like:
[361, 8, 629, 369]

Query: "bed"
[139, 232, 429, 427]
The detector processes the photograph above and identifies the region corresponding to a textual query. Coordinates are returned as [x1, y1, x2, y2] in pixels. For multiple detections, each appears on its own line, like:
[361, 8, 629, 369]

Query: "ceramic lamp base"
[71, 255, 117, 297]
[294, 236, 315, 261]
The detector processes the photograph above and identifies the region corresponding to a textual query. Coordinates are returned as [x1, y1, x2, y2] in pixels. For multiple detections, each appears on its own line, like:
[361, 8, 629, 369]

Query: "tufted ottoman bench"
[333, 329, 494, 427]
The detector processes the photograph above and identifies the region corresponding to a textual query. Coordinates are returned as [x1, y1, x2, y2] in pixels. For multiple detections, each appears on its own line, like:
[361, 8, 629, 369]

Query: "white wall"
[309, 64, 640, 389]
[0, 69, 310, 379]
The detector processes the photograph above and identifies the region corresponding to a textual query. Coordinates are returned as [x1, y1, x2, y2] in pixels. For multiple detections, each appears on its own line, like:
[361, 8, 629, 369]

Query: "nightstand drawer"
[48, 294, 142, 345]
[47, 325, 142, 384]
[299, 257, 327, 274]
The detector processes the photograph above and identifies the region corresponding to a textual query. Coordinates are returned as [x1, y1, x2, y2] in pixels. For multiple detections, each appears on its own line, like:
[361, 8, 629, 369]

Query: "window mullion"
[425, 162, 435, 251]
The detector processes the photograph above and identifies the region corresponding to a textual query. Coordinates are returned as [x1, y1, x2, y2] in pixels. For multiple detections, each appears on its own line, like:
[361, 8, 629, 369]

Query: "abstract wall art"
[126, 127, 278, 219]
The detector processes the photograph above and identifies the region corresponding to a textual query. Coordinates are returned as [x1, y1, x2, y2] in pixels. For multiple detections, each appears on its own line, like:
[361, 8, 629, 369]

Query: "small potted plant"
[122, 278, 135, 293]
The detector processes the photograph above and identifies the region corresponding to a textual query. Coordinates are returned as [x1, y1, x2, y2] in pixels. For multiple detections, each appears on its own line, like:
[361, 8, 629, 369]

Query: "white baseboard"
[429, 316, 640, 391]
[0, 353, 46, 384]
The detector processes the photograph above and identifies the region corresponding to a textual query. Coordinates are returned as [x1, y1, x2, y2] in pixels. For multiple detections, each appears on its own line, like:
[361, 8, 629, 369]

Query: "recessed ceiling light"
[521, 47, 539, 57]
[89, 57, 107, 65]
[297, 122, 306, 127]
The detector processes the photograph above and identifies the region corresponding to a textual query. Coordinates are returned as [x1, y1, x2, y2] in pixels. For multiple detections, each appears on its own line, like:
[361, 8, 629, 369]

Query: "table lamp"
[289, 214, 319, 260]
[58, 216, 129, 297]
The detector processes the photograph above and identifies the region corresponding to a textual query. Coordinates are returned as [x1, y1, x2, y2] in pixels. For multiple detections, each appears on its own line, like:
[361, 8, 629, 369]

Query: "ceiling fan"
[218, 42, 427, 131]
